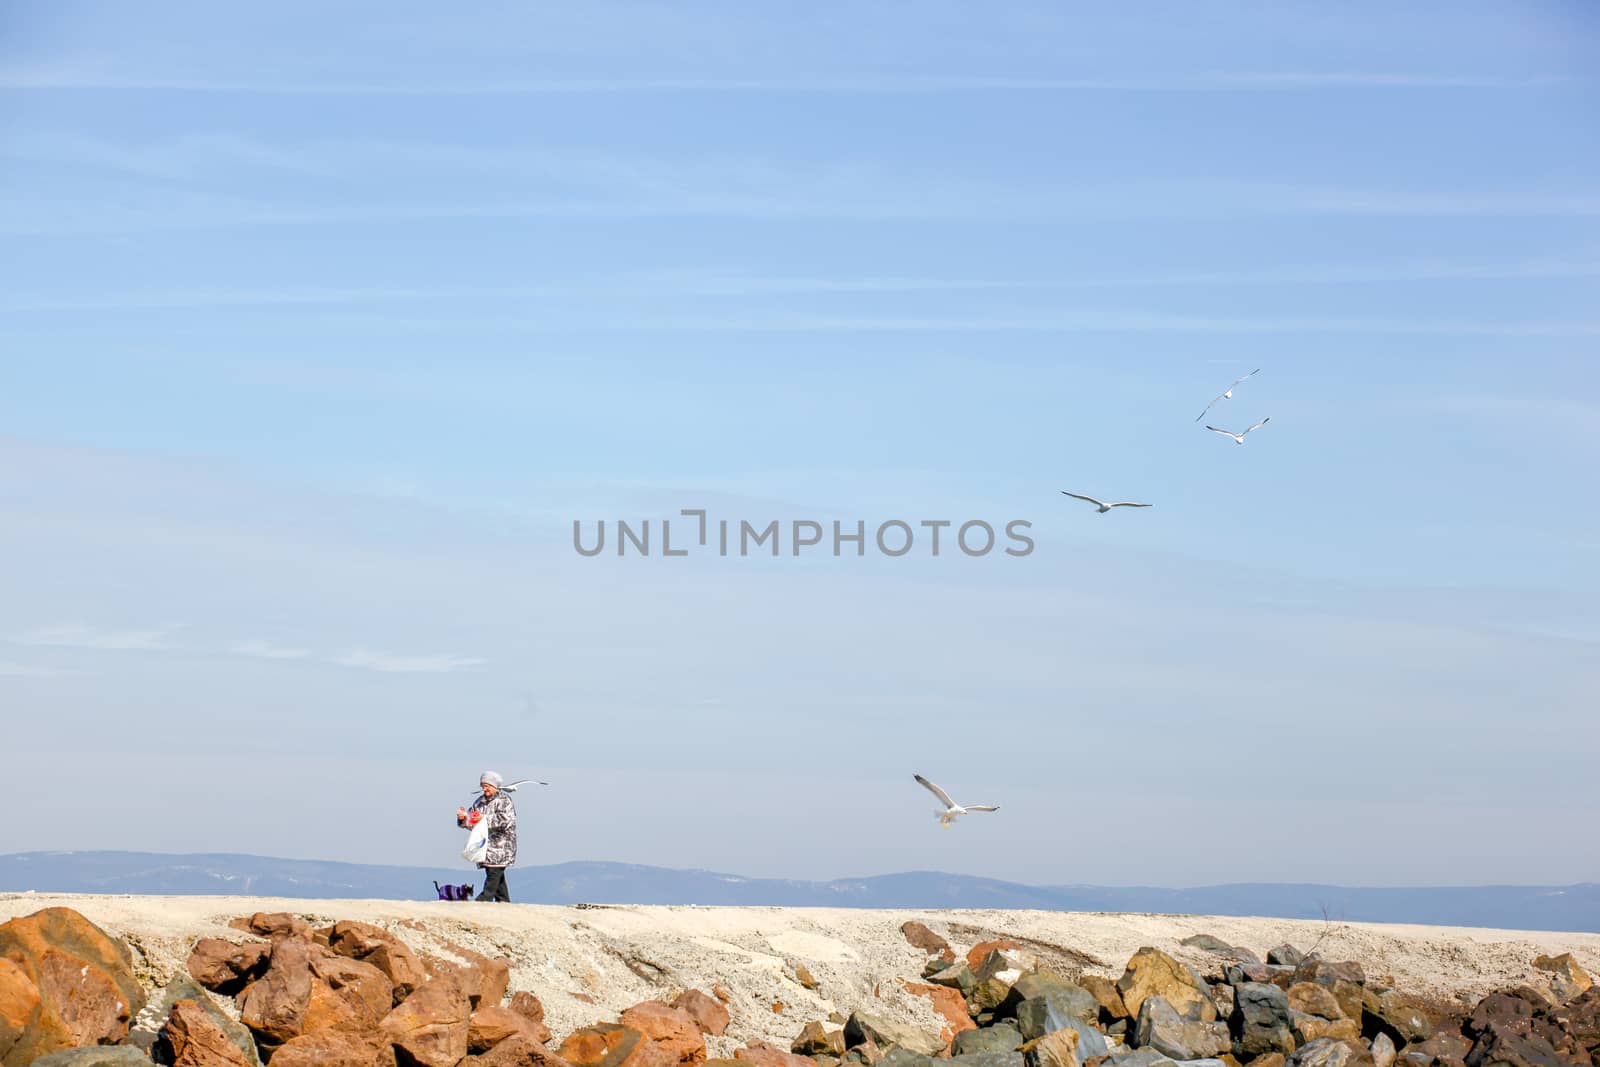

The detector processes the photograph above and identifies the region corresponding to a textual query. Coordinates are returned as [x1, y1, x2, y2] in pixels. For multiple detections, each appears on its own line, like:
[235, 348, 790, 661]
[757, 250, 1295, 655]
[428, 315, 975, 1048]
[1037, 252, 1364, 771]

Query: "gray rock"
[1231, 982, 1296, 1058]
[953, 1024, 1025, 1057]
[1005, 975, 1100, 1024]
[1135, 997, 1231, 1061]
[1180, 937, 1261, 965]
[949, 1053, 1026, 1067]
[143, 973, 262, 1067]
[845, 1011, 947, 1058]
[1015, 990, 1103, 1039]
[1372, 1032, 1397, 1067]
[881, 1049, 939, 1067]
[1292, 1038, 1374, 1067]
[1269, 946, 1306, 967]
[31, 1050, 156, 1066]
[1106, 1050, 1178, 1067]
[1173, 1060, 1231, 1067]
[929, 962, 979, 994]
[1029, 1017, 1108, 1060]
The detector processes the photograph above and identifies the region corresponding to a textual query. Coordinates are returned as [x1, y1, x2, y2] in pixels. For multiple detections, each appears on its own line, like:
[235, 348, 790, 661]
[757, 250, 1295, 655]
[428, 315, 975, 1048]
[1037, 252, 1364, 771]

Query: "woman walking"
[457, 770, 518, 902]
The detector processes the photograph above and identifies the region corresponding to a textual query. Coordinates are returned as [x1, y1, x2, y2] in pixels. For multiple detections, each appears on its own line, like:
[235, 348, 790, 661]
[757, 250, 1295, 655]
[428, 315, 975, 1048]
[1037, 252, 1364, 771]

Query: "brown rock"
[1022, 1027, 1080, 1067]
[425, 945, 512, 1011]
[793, 1022, 847, 1058]
[270, 1028, 394, 1067]
[1117, 947, 1216, 1022]
[328, 921, 429, 1004]
[673, 990, 730, 1038]
[311, 953, 395, 1030]
[794, 965, 820, 991]
[621, 1001, 707, 1065]
[509, 992, 547, 1026]
[232, 913, 312, 942]
[1532, 955, 1594, 1003]
[380, 976, 472, 1067]
[472, 1005, 556, 1051]
[736, 1042, 818, 1067]
[1079, 976, 1130, 1022]
[903, 981, 977, 1042]
[1254, 1055, 1287, 1067]
[1289, 984, 1348, 1021]
[902, 923, 955, 963]
[966, 940, 1026, 971]
[572, 993, 597, 1005]
[238, 939, 316, 1049]
[469, 1034, 573, 1067]
[1293, 1013, 1362, 1044]
[158, 999, 254, 1067]
[188, 939, 272, 996]
[560, 1023, 680, 1067]
[772, 1002, 785, 1014]
[0, 905, 146, 1061]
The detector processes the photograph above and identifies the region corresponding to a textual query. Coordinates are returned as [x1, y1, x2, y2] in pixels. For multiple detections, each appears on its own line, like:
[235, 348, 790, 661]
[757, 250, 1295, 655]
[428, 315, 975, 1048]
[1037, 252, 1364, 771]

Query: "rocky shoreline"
[2, 901, 1596, 1067]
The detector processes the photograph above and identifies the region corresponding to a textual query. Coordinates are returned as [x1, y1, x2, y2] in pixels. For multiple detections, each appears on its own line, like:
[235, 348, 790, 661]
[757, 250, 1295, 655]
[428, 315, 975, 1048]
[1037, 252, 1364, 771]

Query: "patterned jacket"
[465, 791, 518, 868]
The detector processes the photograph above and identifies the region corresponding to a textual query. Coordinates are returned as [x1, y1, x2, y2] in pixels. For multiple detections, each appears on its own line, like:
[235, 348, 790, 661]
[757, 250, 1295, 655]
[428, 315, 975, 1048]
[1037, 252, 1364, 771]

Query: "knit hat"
[480, 770, 503, 788]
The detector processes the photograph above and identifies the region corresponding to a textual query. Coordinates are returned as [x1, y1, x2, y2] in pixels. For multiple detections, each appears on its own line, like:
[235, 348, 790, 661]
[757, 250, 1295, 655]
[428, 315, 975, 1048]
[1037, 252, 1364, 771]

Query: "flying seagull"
[468, 779, 548, 799]
[1061, 491, 1152, 513]
[915, 775, 999, 828]
[1195, 368, 1261, 422]
[1205, 417, 1271, 444]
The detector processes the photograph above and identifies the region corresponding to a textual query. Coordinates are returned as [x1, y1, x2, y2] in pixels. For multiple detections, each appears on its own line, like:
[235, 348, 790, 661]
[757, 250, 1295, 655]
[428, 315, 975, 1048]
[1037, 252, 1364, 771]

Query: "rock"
[793, 966, 820, 991]
[236, 938, 377, 1052]
[1023, 1029, 1081, 1067]
[880, 1049, 938, 1067]
[928, 964, 978, 996]
[950, 1053, 1025, 1067]
[673, 991, 729, 1038]
[1532, 956, 1593, 1004]
[468, 1034, 572, 1067]
[1291, 1040, 1373, 1067]
[232, 914, 310, 943]
[473, 1005, 557, 1052]
[155, 999, 255, 1066]
[972, 950, 1041, 1015]
[422, 944, 511, 1012]
[969, 943, 1028, 971]
[1290, 1014, 1361, 1045]
[1180, 939, 1260, 965]
[1250, 1055, 1286, 1067]
[954, 1024, 1026, 1056]
[562, 1025, 680, 1067]
[1230, 983, 1296, 1058]
[380, 977, 471, 1067]
[187, 940, 271, 997]
[510, 992, 547, 1027]
[310, 953, 395, 1031]
[0, 908, 146, 1066]
[903, 981, 976, 1041]
[327, 922, 429, 1005]
[1287, 985, 1346, 1022]
[844, 1012, 946, 1057]
[141, 975, 259, 1067]
[903, 924, 955, 962]
[734, 1043, 817, 1067]
[620, 1002, 707, 1065]
[1290, 964, 1365, 1026]
[269, 1029, 393, 1067]
[1269, 949, 1306, 969]
[1105, 1052, 1177, 1067]
[1544, 988, 1600, 1060]
[794, 1022, 848, 1057]
[1080, 978, 1131, 1023]
[1362, 992, 1433, 1047]
[1118, 950, 1217, 1024]
[1371, 1034, 1396, 1067]
[1136, 997, 1231, 1061]
[29, 1050, 159, 1066]
[1005, 975, 1100, 1025]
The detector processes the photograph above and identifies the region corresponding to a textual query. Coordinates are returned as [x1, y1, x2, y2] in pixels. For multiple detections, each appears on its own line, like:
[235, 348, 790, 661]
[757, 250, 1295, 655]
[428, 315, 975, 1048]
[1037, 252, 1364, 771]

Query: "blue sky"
[1, 1, 1597, 887]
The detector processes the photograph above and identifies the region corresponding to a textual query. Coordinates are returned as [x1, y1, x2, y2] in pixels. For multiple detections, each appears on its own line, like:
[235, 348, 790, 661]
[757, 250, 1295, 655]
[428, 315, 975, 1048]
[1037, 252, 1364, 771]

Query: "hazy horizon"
[2, 2, 1597, 887]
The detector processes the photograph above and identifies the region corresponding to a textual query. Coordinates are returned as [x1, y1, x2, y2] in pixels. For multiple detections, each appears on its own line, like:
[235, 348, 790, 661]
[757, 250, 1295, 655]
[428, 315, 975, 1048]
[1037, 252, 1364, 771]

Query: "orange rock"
[965, 940, 1025, 971]
[188, 939, 272, 996]
[470, 1033, 574, 1067]
[510, 991, 547, 1026]
[734, 1042, 817, 1067]
[270, 1028, 393, 1067]
[0, 906, 146, 1061]
[560, 1023, 679, 1067]
[902, 980, 976, 1042]
[572, 992, 598, 1005]
[712, 985, 731, 1004]
[622, 1001, 707, 1064]
[380, 976, 472, 1067]
[772, 1001, 786, 1014]
[158, 999, 254, 1067]
[425, 943, 512, 1010]
[328, 921, 428, 1004]
[672, 990, 730, 1037]
[232, 913, 311, 942]
[473, 1004, 555, 1051]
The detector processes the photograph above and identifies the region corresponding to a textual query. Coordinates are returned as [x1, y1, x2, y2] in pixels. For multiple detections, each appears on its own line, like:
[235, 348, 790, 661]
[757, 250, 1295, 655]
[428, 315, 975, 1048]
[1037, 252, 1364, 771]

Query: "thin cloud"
[0, 661, 66, 678]
[12, 623, 182, 651]
[230, 639, 312, 660]
[330, 650, 488, 673]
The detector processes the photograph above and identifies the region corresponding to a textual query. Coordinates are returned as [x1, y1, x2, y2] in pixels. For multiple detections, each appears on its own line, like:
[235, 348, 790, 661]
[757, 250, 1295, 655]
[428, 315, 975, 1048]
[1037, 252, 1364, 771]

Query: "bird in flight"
[1205, 417, 1271, 445]
[1061, 491, 1152, 513]
[468, 778, 548, 799]
[915, 775, 1000, 828]
[1195, 368, 1261, 422]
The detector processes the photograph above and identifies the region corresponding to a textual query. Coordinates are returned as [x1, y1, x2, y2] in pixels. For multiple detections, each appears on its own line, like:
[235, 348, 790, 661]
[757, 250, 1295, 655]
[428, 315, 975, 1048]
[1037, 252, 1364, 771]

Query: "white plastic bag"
[462, 815, 490, 865]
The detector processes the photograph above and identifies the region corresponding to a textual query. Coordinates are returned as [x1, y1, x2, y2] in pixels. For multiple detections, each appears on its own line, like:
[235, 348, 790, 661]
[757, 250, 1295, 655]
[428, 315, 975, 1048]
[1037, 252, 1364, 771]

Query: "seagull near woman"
[1205, 417, 1271, 445]
[1060, 491, 1152, 514]
[914, 774, 1000, 829]
[1195, 368, 1261, 422]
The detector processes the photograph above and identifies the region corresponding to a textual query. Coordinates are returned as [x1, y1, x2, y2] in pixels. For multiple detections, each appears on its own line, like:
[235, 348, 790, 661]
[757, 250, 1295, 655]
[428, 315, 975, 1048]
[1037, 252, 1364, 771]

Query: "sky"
[1, 1, 1597, 888]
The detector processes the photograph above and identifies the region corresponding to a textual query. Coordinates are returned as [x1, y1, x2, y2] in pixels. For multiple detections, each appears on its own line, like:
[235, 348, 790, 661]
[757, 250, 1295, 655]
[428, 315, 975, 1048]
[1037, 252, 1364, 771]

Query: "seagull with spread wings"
[1205, 417, 1271, 444]
[1061, 491, 1152, 513]
[915, 774, 1000, 828]
[1195, 368, 1261, 422]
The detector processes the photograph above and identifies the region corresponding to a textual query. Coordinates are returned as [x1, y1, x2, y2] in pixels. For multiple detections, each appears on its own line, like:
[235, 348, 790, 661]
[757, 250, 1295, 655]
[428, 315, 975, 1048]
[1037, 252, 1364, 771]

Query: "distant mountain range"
[2, 851, 1594, 932]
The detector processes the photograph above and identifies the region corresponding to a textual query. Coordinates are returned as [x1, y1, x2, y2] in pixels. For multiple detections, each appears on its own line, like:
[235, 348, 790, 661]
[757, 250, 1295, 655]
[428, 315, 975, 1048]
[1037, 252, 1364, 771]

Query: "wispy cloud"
[0, 661, 66, 678]
[230, 639, 312, 660]
[0, 71, 1570, 96]
[12, 623, 182, 651]
[329, 650, 487, 673]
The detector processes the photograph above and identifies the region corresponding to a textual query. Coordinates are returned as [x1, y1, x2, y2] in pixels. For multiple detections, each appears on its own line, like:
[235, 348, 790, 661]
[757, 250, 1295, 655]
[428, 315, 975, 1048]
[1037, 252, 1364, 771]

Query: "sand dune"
[4, 893, 1596, 1052]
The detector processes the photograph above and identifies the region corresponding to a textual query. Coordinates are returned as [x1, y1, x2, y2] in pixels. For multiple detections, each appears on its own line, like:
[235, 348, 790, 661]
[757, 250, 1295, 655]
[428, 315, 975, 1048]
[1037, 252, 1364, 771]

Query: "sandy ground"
[4, 894, 1597, 1052]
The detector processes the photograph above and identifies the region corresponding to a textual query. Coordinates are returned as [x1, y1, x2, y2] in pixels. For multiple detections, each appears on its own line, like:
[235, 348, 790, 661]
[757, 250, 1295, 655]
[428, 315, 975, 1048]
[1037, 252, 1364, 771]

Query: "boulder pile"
[2, 907, 1596, 1067]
